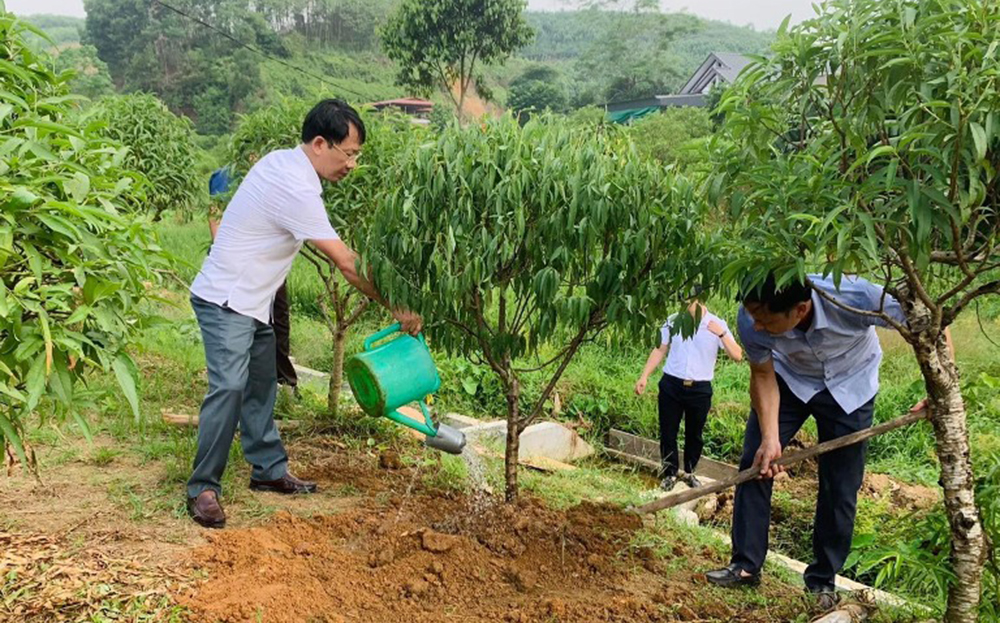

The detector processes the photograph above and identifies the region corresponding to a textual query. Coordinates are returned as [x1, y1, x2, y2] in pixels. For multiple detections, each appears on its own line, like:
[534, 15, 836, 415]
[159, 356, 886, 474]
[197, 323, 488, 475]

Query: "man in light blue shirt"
[706, 272, 942, 606]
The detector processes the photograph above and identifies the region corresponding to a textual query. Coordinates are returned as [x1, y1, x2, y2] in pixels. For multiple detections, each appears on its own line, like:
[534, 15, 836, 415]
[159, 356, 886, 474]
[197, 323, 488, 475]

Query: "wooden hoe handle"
[631, 409, 930, 515]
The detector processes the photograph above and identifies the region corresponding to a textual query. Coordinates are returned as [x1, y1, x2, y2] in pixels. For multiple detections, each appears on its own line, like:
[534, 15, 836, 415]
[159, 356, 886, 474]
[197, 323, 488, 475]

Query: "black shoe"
[706, 563, 761, 588]
[807, 586, 840, 611]
[249, 472, 317, 494]
[659, 475, 677, 491]
[684, 473, 702, 488]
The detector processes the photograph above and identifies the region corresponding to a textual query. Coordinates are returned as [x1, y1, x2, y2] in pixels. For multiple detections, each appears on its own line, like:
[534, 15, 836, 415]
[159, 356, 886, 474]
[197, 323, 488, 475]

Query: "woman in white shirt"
[635, 300, 743, 490]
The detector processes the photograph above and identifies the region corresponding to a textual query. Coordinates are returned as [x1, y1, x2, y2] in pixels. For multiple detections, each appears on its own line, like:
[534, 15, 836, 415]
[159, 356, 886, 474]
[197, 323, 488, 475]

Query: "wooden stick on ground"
[632, 408, 929, 515]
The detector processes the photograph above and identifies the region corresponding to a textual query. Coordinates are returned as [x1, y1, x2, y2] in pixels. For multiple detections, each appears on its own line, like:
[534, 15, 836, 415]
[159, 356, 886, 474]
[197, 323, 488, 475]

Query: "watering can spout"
[424, 424, 466, 455]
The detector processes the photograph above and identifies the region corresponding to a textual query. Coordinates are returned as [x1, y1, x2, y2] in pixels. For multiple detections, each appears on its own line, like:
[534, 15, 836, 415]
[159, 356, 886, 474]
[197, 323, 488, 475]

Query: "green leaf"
[112, 353, 141, 422]
[866, 144, 897, 164]
[64, 172, 91, 204]
[12, 118, 83, 138]
[7, 188, 39, 210]
[970, 122, 987, 161]
[0, 409, 28, 469]
[777, 14, 792, 36]
[65, 305, 92, 324]
[38, 310, 53, 374]
[0, 380, 26, 403]
[49, 354, 74, 406]
[72, 411, 93, 444]
[25, 352, 46, 413]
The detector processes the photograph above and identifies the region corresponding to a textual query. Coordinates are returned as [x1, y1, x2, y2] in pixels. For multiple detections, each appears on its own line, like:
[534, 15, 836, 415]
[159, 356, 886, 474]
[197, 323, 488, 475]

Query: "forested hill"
[22, 3, 773, 133]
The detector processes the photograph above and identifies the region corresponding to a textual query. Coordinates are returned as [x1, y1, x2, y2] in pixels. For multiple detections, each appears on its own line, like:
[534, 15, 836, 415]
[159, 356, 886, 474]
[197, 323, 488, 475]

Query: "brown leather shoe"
[187, 490, 226, 529]
[249, 472, 317, 494]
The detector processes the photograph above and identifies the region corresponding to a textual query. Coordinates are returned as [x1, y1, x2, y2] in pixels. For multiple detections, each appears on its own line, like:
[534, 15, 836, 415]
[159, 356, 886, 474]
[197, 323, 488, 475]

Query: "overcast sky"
[4, 0, 817, 31]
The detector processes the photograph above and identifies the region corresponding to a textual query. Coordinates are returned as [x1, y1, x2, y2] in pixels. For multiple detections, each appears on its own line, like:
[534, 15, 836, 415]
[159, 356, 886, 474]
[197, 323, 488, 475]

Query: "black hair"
[741, 272, 811, 314]
[301, 99, 366, 145]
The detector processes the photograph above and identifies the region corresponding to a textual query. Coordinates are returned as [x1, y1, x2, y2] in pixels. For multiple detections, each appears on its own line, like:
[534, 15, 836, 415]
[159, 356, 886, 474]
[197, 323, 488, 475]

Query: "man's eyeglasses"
[330, 141, 361, 162]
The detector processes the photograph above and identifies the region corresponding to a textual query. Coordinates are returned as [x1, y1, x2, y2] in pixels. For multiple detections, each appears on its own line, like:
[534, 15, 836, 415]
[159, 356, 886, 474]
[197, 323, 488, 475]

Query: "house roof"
[367, 98, 435, 114]
[603, 52, 754, 121]
[605, 94, 706, 113]
[679, 52, 753, 95]
[369, 98, 434, 107]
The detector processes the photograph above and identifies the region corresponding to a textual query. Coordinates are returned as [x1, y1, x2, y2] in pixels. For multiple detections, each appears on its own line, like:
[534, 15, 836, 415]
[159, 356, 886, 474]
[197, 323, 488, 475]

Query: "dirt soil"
[2, 435, 804, 623]
[180, 442, 802, 623]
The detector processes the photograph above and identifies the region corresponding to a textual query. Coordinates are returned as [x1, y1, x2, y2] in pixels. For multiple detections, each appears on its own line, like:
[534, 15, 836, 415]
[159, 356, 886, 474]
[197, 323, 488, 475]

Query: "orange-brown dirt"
[179, 445, 802, 623]
[3, 435, 805, 622]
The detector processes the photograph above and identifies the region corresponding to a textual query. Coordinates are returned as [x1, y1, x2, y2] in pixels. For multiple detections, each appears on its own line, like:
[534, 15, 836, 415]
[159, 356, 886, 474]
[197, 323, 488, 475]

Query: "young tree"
[52, 45, 115, 100]
[227, 101, 425, 417]
[0, 10, 170, 463]
[710, 1, 999, 618]
[628, 106, 713, 169]
[381, 0, 534, 120]
[363, 115, 709, 500]
[85, 93, 203, 220]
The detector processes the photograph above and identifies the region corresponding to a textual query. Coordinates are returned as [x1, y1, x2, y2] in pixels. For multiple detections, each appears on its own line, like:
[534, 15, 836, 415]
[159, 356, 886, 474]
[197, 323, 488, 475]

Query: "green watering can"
[345, 323, 466, 455]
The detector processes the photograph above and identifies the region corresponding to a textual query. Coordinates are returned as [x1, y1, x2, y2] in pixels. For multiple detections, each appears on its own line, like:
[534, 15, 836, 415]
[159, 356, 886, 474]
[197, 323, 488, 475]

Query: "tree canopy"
[363, 114, 710, 498]
[381, 0, 534, 117]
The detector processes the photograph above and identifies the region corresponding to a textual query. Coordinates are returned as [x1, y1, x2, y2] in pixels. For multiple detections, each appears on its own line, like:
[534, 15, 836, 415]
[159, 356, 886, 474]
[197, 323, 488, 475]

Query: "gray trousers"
[187, 295, 288, 499]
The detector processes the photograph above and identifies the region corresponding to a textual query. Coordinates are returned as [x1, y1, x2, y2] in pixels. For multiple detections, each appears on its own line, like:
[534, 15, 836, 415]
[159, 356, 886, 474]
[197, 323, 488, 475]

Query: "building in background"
[607, 52, 752, 124]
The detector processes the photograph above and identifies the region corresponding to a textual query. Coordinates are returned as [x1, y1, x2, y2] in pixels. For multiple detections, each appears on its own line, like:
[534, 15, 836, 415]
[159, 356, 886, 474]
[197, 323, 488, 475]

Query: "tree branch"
[344, 297, 370, 328]
[513, 335, 600, 374]
[524, 311, 607, 427]
[470, 290, 506, 382]
[944, 280, 1000, 326]
[808, 279, 911, 337]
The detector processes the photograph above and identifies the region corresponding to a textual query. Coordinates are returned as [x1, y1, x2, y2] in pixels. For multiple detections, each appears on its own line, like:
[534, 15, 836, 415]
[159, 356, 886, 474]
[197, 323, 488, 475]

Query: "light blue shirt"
[737, 275, 906, 414]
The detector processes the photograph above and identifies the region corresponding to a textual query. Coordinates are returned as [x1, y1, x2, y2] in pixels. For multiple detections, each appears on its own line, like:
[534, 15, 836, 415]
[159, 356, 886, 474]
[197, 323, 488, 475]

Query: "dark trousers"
[658, 374, 713, 477]
[731, 375, 874, 590]
[272, 282, 297, 387]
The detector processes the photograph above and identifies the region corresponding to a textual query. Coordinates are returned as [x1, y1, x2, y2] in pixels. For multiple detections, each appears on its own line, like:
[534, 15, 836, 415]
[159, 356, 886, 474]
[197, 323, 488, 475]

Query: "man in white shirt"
[186, 99, 421, 529]
[635, 299, 743, 490]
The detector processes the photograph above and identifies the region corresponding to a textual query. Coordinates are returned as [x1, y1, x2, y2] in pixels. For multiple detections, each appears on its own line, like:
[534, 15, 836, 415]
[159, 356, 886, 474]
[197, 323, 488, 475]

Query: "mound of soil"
[179, 440, 804, 623]
[181, 494, 675, 623]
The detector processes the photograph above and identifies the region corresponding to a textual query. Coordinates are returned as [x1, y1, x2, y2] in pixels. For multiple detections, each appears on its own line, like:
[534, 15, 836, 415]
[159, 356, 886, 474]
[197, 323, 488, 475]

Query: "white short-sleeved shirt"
[191, 147, 339, 323]
[660, 311, 729, 382]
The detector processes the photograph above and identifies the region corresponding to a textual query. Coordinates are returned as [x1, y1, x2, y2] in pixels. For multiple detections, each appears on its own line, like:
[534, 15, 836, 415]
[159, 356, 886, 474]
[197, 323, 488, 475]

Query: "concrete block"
[607, 429, 736, 481]
[518, 421, 594, 462]
[672, 508, 699, 527]
[460, 420, 594, 463]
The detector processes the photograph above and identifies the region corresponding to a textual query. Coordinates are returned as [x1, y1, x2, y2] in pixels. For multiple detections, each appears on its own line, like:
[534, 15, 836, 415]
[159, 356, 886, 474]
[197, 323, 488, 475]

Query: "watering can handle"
[364, 323, 427, 351]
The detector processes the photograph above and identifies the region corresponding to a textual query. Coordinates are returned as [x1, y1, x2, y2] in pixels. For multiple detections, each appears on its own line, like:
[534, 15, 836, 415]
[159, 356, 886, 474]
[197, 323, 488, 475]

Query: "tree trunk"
[914, 331, 984, 622]
[328, 328, 347, 419]
[504, 378, 521, 503]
